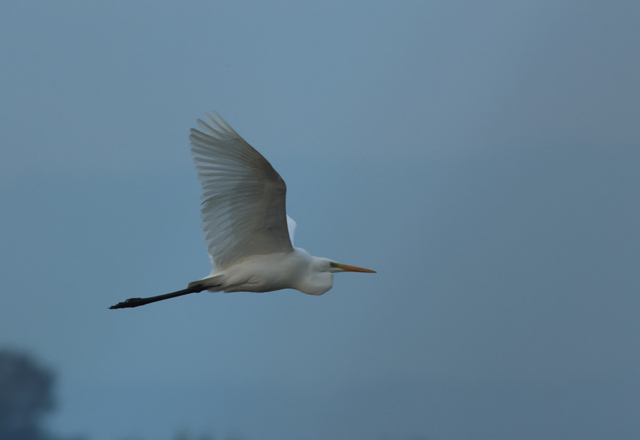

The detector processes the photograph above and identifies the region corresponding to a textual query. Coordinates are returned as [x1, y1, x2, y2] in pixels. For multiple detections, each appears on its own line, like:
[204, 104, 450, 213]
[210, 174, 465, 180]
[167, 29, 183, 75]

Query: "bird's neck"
[295, 253, 333, 296]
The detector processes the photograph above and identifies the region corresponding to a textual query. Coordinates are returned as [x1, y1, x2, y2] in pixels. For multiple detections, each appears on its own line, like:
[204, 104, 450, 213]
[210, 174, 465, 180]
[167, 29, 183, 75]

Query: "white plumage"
[190, 113, 292, 270]
[110, 112, 374, 309]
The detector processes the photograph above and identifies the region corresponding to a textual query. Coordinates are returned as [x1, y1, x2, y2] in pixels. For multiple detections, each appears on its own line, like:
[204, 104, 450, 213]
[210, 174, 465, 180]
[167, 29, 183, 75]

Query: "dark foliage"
[0, 349, 56, 440]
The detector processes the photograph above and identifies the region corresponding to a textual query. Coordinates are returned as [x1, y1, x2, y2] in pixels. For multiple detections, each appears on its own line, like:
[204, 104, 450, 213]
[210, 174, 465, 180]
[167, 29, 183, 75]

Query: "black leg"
[109, 284, 210, 309]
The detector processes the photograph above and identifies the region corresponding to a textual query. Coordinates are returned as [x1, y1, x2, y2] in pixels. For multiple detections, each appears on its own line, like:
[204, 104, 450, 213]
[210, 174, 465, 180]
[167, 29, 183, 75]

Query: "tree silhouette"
[0, 349, 56, 440]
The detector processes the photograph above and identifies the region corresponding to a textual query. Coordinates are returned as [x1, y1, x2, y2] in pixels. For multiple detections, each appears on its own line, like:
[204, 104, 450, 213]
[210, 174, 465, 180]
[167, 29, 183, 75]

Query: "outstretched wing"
[189, 112, 294, 269]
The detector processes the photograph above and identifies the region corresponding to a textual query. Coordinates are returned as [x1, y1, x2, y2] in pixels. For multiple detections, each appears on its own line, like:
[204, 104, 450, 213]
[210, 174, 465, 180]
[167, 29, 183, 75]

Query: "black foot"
[109, 298, 145, 309]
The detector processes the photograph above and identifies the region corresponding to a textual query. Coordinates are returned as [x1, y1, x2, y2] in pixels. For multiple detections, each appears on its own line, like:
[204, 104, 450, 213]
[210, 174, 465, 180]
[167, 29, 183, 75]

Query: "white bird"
[111, 112, 375, 309]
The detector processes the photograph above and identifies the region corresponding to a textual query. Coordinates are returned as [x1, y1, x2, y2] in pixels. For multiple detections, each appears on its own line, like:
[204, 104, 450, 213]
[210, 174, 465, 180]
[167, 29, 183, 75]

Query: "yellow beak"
[336, 263, 376, 273]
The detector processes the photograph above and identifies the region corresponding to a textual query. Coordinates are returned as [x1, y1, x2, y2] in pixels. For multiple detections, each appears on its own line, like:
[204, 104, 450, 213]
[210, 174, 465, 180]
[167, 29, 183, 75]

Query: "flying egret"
[110, 112, 375, 309]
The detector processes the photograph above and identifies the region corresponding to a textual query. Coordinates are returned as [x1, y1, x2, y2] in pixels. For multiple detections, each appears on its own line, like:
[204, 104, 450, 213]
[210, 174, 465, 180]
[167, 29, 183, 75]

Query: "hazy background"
[1, 1, 639, 439]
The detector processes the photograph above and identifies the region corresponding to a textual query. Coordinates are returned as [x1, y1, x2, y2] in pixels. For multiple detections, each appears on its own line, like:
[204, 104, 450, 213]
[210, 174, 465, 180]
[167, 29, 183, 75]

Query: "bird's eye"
[330, 262, 338, 268]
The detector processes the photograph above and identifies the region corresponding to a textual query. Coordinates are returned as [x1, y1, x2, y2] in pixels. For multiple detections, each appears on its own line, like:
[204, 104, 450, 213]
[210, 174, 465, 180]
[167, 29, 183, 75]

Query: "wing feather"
[287, 215, 297, 247]
[189, 112, 293, 269]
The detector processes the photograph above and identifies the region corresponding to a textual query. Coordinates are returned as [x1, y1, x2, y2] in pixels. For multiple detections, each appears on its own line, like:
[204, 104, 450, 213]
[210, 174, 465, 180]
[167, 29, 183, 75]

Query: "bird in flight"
[110, 112, 375, 309]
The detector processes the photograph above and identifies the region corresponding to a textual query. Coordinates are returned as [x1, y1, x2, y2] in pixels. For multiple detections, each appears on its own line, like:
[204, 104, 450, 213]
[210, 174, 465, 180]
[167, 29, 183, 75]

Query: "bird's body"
[190, 248, 335, 296]
[111, 112, 374, 309]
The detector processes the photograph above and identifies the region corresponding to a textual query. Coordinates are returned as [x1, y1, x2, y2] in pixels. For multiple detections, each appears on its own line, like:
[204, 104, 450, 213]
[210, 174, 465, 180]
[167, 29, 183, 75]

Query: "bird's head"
[300, 256, 376, 296]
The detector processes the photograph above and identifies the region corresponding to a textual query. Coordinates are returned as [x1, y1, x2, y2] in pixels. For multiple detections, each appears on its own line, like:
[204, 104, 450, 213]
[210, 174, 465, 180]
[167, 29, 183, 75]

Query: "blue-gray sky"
[1, 1, 639, 439]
